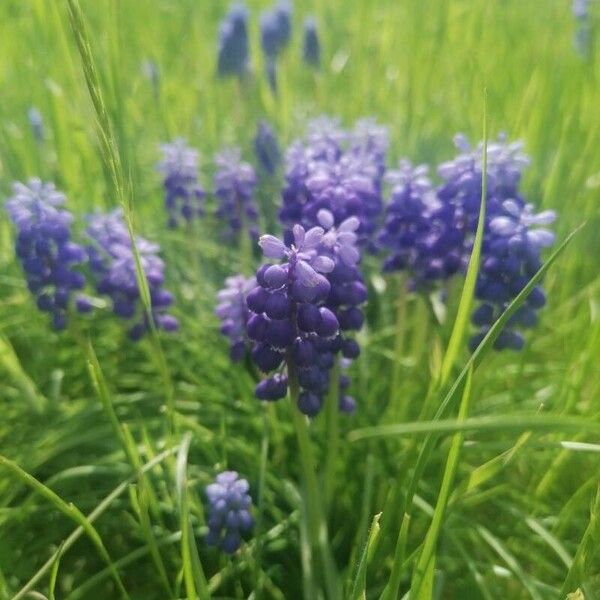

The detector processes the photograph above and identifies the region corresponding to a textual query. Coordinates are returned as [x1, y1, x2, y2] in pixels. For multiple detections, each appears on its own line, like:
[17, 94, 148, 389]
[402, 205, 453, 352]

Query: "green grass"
[1, 0, 600, 598]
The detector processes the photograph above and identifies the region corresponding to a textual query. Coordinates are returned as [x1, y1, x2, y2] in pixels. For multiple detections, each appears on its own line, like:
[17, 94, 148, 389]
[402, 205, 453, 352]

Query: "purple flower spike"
[217, 3, 250, 78]
[205, 471, 254, 554]
[157, 139, 205, 228]
[216, 274, 257, 360]
[214, 147, 259, 241]
[5, 178, 88, 330]
[86, 209, 178, 340]
[278, 116, 388, 250]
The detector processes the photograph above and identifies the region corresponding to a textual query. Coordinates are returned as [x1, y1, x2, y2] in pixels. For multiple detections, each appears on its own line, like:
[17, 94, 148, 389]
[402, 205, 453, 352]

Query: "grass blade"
[0, 455, 129, 600]
[176, 432, 210, 600]
[410, 366, 474, 598]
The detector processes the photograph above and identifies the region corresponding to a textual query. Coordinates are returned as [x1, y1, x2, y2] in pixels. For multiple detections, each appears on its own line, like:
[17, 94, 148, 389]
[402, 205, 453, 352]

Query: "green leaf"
[411, 367, 474, 598]
[350, 513, 381, 600]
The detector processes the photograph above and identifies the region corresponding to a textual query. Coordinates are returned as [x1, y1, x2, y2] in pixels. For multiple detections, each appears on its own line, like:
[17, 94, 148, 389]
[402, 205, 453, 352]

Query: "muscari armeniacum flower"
[217, 3, 250, 78]
[216, 274, 257, 361]
[260, 1, 292, 91]
[254, 120, 282, 175]
[5, 178, 89, 330]
[27, 108, 44, 142]
[377, 160, 463, 287]
[214, 147, 259, 241]
[279, 116, 387, 250]
[248, 224, 337, 415]
[86, 209, 178, 340]
[302, 16, 320, 68]
[471, 200, 556, 351]
[248, 213, 365, 415]
[205, 471, 254, 554]
[157, 139, 205, 228]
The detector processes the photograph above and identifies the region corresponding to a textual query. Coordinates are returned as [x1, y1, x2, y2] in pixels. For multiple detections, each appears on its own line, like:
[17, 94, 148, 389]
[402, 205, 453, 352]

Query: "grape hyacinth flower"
[254, 120, 282, 175]
[157, 139, 205, 228]
[86, 209, 178, 340]
[217, 3, 250, 78]
[471, 201, 556, 351]
[260, 1, 292, 91]
[214, 147, 259, 241]
[216, 275, 257, 360]
[248, 224, 338, 415]
[27, 107, 44, 142]
[5, 179, 89, 330]
[377, 160, 463, 287]
[205, 471, 254, 554]
[302, 16, 320, 68]
[279, 117, 387, 249]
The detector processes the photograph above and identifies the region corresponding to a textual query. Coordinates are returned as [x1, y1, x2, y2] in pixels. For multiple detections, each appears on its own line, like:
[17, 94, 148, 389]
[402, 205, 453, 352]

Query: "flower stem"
[323, 358, 340, 510]
[287, 354, 340, 600]
[390, 275, 407, 416]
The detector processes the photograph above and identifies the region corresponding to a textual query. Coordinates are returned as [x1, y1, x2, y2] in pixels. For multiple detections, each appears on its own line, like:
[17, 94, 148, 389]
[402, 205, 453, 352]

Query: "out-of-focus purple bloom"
[5, 179, 88, 330]
[254, 120, 282, 175]
[214, 147, 259, 240]
[217, 3, 250, 77]
[303, 16, 320, 67]
[86, 209, 178, 340]
[27, 108, 44, 142]
[259, 2, 292, 91]
[157, 139, 205, 228]
[378, 160, 461, 286]
[573, 0, 590, 19]
[142, 60, 160, 100]
[216, 275, 257, 360]
[279, 116, 388, 250]
[205, 471, 253, 554]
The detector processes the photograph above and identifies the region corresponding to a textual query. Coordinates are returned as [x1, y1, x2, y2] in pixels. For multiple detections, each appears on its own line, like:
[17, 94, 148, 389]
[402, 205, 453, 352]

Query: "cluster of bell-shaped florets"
[157, 139, 205, 228]
[217, 3, 250, 78]
[86, 209, 178, 340]
[302, 16, 321, 67]
[205, 471, 254, 554]
[213, 147, 259, 241]
[216, 274, 257, 361]
[316, 209, 366, 413]
[259, 1, 292, 91]
[471, 200, 556, 350]
[254, 120, 282, 175]
[5, 179, 90, 330]
[247, 224, 341, 415]
[377, 160, 463, 288]
[279, 117, 388, 250]
[247, 212, 365, 415]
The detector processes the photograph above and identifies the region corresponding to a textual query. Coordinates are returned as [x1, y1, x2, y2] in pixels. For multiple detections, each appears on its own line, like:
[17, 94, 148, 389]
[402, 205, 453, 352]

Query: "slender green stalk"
[389, 275, 408, 414]
[323, 358, 340, 509]
[65, 0, 176, 436]
[287, 354, 340, 600]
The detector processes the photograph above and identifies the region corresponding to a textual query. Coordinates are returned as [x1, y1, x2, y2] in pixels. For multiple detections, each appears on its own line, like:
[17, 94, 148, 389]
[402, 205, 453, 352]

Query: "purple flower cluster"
[302, 16, 320, 68]
[5, 179, 89, 330]
[378, 134, 555, 350]
[279, 117, 388, 250]
[86, 209, 178, 340]
[205, 471, 254, 554]
[260, 1, 292, 90]
[217, 3, 250, 78]
[378, 160, 462, 286]
[216, 275, 257, 361]
[213, 147, 259, 241]
[471, 201, 555, 350]
[157, 139, 205, 228]
[247, 212, 364, 416]
[254, 120, 282, 175]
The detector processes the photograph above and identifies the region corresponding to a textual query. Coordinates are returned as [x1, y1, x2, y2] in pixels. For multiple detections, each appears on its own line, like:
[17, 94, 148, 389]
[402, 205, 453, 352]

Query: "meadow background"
[0, 0, 599, 599]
